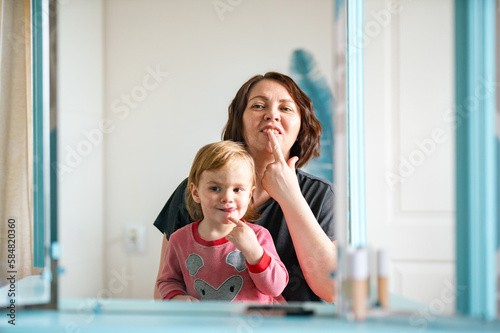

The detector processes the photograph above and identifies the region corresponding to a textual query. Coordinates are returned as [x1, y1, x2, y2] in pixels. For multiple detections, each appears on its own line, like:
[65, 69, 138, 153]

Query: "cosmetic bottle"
[350, 247, 369, 321]
[338, 246, 354, 315]
[377, 249, 389, 308]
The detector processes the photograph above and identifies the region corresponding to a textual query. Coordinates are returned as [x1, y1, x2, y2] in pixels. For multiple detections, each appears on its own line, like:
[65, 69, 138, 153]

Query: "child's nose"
[221, 190, 234, 202]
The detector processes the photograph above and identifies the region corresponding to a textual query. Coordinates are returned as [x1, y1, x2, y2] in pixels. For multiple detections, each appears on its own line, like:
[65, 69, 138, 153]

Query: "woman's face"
[242, 79, 301, 161]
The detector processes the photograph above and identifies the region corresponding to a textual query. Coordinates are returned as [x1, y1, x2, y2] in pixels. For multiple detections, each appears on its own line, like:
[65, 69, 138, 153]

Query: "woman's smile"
[261, 126, 282, 135]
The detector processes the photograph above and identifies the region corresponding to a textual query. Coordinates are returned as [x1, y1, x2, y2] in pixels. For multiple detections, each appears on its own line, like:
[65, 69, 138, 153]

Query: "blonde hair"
[186, 140, 259, 222]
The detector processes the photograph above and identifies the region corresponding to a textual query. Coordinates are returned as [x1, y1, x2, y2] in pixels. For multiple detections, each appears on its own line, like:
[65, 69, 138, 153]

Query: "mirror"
[56, 0, 337, 301]
[54, 0, 459, 315]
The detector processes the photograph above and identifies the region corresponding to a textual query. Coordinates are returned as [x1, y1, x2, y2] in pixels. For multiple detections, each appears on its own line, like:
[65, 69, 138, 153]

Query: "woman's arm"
[156, 232, 192, 300]
[277, 192, 337, 302]
[153, 179, 192, 299]
[154, 233, 169, 299]
[262, 134, 337, 302]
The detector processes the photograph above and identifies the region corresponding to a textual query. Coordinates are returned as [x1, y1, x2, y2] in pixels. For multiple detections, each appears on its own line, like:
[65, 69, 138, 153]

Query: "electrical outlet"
[125, 225, 146, 254]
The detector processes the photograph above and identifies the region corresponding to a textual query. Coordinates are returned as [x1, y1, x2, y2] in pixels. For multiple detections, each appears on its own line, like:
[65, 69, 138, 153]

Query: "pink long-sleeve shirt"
[157, 221, 288, 304]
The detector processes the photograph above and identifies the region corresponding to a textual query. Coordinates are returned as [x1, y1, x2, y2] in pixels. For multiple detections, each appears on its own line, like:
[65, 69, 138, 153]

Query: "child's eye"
[210, 186, 221, 192]
[233, 188, 243, 193]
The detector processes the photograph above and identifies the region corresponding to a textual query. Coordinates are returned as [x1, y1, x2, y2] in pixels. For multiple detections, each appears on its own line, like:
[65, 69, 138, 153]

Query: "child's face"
[191, 159, 254, 226]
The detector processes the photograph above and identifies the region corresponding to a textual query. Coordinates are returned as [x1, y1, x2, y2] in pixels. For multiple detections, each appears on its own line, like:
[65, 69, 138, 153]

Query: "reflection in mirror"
[56, 0, 459, 313]
[57, 0, 337, 301]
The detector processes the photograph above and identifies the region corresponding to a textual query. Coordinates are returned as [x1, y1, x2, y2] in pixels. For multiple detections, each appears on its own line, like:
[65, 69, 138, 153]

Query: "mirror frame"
[454, 0, 497, 320]
[25, 0, 58, 309]
[345, 0, 367, 248]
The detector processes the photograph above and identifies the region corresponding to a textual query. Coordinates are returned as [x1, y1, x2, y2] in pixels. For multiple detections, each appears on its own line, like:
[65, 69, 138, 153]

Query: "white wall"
[58, 0, 105, 298]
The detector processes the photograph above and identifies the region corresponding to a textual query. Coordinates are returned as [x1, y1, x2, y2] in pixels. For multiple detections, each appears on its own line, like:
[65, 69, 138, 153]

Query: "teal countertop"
[1, 299, 499, 332]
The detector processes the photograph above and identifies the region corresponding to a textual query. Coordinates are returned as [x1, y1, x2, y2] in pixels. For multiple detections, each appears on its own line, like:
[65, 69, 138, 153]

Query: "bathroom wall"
[58, 0, 105, 298]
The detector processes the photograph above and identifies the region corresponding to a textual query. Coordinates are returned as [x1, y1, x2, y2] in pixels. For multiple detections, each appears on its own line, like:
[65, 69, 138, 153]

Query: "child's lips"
[220, 207, 236, 213]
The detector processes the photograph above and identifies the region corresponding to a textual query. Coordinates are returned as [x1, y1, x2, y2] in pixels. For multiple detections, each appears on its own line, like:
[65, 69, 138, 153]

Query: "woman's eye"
[252, 104, 264, 109]
[281, 106, 293, 112]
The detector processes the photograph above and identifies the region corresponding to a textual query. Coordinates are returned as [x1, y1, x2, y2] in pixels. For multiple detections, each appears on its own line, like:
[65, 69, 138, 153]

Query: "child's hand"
[225, 219, 264, 265]
[171, 295, 199, 302]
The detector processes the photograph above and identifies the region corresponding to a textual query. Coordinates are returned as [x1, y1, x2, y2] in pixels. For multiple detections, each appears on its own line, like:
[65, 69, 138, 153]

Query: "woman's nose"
[264, 106, 280, 121]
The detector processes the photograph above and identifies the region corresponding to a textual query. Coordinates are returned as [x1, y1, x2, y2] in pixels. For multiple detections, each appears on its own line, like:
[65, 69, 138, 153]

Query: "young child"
[156, 141, 288, 303]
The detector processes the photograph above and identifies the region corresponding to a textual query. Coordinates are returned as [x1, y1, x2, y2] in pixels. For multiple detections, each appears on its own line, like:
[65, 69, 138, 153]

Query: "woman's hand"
[261, 132, 337, 302]
[171, 295, 199, 302]
[225, 219, 264, 265]
[261, 132, 301, 203]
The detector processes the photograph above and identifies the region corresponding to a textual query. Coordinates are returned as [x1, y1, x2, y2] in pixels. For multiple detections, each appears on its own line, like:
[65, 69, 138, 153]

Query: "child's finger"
[229, 217, 245, 227]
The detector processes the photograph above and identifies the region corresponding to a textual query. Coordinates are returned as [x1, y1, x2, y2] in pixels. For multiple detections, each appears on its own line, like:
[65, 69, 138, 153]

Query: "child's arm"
[226, 220, 288, 297]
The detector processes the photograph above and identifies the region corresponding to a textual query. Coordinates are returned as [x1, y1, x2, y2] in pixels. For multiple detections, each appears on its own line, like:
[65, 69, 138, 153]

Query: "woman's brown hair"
[222, 72, 322, 168]
[185, 140, 260, 222]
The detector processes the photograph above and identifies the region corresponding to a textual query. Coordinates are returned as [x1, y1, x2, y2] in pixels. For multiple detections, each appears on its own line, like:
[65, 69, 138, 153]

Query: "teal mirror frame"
[32, 0, 45, 270]
[346, 0, 367, 248]
[455, 0, 497, 320]
[31, 0, 58, 309]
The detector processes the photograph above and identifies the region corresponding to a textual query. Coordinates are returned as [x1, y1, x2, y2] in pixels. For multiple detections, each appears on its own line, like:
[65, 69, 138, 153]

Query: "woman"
[154, 72, 336, 302]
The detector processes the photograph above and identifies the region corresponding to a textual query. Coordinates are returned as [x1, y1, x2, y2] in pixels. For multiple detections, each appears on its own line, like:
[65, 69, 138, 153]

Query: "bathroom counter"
[1, 299, 499, 332]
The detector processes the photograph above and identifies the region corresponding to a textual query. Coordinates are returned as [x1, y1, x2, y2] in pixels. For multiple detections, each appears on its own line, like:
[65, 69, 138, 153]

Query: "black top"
[153, 169, 335, 302]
